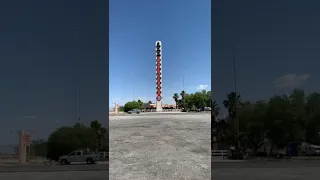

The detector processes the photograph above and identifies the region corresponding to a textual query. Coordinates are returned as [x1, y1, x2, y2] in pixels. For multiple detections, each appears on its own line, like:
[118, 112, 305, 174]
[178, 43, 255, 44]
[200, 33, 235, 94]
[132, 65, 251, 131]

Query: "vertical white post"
[114, 103, 118, 114]
[18, 131, 26, 164]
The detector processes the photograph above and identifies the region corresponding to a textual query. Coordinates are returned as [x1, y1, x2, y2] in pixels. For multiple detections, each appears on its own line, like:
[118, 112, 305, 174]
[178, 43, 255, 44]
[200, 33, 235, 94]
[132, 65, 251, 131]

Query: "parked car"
[58, 150, 100, 165]
[300, 142, 320, 156]
[128, 109, 140, 114]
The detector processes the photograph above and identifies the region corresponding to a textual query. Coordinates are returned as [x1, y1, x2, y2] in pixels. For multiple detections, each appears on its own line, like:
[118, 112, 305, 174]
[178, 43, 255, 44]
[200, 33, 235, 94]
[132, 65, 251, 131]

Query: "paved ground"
[0, 171, 108, 180]
[109, 113, 211, 180]
[2, 161, 320, 180]
[0, 163, 107, 173]
[213, 160, 320, 180]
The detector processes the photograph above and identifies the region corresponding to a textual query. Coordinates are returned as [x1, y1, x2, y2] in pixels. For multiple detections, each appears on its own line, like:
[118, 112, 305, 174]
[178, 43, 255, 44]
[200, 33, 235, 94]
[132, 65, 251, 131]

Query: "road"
[0, 163, 107, 173]
[2, 160, 320, 180]
[109, 113, 211, 180]
[0, 171, 108, 180]
[0, 163, 108, 180]
[213, 160, 320, 180]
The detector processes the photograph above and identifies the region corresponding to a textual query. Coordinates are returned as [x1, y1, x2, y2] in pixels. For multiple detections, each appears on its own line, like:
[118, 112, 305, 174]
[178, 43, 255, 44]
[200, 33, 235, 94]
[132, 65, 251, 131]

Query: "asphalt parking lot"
[109, 113, 211, 180]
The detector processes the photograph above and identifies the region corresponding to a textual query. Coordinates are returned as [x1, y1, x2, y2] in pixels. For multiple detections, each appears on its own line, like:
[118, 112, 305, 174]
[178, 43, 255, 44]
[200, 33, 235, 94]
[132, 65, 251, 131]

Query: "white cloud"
[273, 74, 310, 88]
[196, 84, 208, 90]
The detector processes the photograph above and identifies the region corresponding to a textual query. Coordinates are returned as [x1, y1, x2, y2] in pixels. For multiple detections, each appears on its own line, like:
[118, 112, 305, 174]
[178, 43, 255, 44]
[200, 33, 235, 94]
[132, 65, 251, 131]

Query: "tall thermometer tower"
[155, 41, 163, 112]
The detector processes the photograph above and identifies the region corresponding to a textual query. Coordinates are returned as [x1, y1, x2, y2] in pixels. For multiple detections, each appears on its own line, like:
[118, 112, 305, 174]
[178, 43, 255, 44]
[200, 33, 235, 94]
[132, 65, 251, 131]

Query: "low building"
[146, 104, 176, 110]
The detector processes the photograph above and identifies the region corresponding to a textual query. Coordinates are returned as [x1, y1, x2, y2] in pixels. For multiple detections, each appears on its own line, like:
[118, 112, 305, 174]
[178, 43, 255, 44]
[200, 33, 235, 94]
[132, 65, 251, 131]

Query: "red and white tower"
[155, 41, 163, 112]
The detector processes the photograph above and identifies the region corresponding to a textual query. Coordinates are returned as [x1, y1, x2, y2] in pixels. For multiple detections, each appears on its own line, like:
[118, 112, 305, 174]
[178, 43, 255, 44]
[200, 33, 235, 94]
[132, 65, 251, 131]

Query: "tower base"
[156, 101, 162, 112]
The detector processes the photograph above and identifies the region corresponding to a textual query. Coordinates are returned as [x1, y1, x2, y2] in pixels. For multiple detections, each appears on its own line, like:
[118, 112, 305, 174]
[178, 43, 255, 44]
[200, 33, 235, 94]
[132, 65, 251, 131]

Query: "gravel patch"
[109, 114, 211, 180]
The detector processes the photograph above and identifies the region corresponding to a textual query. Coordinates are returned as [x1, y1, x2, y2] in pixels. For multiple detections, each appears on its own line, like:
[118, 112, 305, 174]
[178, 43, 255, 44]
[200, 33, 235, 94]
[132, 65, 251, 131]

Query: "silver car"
[128, 109, 140, 114]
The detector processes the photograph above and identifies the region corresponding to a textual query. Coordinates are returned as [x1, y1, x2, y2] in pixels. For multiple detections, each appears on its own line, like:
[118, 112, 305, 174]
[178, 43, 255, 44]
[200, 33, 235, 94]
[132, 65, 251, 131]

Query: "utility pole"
[182, 75, 185, 91]
[232, 28, 240, 149]
[132, 83, 135, 101]
[76, 69, 79, 124]
[76, 28, 80, 125]
[132, 72, 135, 101]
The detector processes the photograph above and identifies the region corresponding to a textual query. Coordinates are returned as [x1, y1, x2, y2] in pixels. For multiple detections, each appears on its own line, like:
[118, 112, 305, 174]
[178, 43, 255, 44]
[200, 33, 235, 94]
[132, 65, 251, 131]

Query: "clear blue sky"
[109, 0, 211, 106]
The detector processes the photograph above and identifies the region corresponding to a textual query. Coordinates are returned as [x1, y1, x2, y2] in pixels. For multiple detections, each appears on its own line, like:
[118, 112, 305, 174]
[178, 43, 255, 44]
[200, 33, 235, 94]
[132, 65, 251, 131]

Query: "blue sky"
[109, 0, 211, 106]
[212, 0, 320, 116]
[0, 0, 108, 147]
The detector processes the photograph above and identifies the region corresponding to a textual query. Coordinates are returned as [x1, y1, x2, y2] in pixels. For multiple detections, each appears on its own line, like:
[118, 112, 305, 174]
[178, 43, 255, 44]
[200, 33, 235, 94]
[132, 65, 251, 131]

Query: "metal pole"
[132, 72, 135, 101]
[182, 75, 185, 91]
[76, 29, 79, 125]
[76, 70, 79, 124]
[133, 83, 135, 101]
[232, 28, 240, 148]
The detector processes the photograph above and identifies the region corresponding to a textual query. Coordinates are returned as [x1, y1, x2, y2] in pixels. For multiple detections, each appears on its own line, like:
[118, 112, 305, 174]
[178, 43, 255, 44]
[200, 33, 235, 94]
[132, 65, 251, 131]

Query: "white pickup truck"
[58, 150, 100, 165]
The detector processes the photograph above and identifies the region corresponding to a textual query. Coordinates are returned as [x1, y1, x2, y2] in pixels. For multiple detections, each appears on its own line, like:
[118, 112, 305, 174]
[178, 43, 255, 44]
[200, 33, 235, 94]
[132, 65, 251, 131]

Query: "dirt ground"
[109, 113, 211, 180]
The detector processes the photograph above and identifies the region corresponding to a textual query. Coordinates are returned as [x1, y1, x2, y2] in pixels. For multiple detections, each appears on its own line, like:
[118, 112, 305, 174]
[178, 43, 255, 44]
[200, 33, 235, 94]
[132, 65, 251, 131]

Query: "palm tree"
[223, 92, 241, 121]
[211, 100, 220, 150]
[173, 93, 179, 109]
[90, 120, 106, 152]
[180, 90, 186, 99]
[212, 100, 220, 117]
[137, 100, 143, 109]
[223, 92, 242, 148]
[180, 90, 186, 110]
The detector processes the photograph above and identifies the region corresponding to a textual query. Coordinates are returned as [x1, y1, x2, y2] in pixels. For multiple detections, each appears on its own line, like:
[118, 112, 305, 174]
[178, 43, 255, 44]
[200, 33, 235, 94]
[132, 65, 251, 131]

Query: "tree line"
[120, 90, 211, 112]
[213, 89, 320, 156]
[29, 120, 107, 161]
[173, 90, 211, 110]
